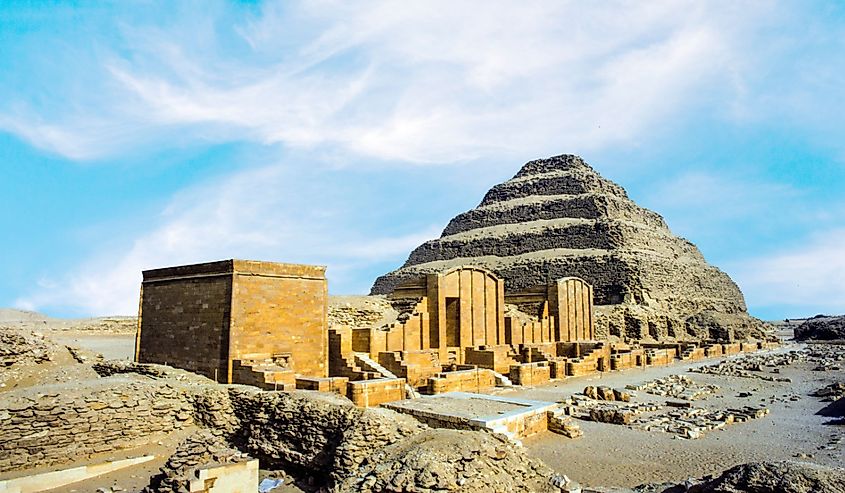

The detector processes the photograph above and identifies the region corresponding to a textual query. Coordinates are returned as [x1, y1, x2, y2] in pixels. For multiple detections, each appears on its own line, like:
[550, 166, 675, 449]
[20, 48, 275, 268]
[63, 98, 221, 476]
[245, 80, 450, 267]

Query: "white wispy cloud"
[14, 163, 441, 315]
[0, 1, 773, 164]
[728, 229, 845, 315]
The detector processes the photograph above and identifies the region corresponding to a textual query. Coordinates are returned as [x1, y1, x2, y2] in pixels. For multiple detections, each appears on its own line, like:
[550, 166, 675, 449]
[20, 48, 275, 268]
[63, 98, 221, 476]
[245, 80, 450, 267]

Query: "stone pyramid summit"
[372, 154, 764, 341]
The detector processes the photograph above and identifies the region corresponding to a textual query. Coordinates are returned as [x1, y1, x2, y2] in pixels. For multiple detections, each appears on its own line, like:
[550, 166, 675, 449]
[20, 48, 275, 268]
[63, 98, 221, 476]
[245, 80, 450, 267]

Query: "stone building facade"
[136, 259, 328, 384]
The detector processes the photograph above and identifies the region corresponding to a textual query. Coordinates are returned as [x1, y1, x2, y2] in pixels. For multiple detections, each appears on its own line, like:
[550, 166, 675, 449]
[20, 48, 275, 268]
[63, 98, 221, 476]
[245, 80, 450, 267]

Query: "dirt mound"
[692, 461, 845, 493]
[337, 429, 561, 493]
[0, 308, 51, 323]
[0, 326, 59, 366]
[328, 295, 399, 328]
[794, 315, 845, 341]
[372, 154, 764, 342]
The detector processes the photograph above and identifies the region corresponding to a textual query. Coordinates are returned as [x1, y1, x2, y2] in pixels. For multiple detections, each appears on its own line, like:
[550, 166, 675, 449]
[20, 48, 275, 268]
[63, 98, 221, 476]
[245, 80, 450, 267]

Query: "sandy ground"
[50, 332, 136, 361]
[507, 345, 844, 488]
[4, 316, 842, 492]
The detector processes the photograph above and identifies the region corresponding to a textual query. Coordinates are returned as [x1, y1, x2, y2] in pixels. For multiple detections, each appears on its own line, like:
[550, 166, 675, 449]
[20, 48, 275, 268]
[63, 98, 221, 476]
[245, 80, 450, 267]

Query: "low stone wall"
[0, 381, 193, 473]
[549, 359, 568, 379]
[566, 358, 598, 376]
[722, 342, 742, 355]
[704, 344, 724, 357]
[427, 368, 496, 394]
[463, 346, 517, 374]
[610, 350, 644, 370]
[645, 348, 676, 366]
[509, 362, 550, 386]
[295, 376, 348, 396]
[347, 378, 406, 407]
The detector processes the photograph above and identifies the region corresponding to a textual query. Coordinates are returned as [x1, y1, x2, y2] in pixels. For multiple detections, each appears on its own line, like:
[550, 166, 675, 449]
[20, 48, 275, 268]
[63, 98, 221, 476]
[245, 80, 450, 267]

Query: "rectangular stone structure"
[505, 277, 595, 343]
[136, 259, 328, 382]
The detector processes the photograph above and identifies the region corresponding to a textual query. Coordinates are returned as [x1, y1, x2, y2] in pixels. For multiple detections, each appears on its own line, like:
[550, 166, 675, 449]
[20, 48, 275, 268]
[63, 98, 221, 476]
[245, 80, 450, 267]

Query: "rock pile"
[371, 154, 765, 342]
[583, 385, 631, 402]
[813, 383, 845, 402]
[92, 360, 211, 383]
[794, 315, 845, 341]
[632, 406, 768, 440]
[690, 353, 797, 382]
[328, 296, 399, 328]
[144, 430, 251, 493]
[626, 375, 719, 401]
[562, 394, 659, 425]
[548, 409, 583, 438]
[335, 429, 562, 493]
[0, 326, 56, 367]
[690, 461, 845, 493]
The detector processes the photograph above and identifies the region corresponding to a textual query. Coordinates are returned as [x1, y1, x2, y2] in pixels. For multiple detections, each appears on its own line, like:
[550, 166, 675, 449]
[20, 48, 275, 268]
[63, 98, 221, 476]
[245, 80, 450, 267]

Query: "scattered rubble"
[626, 375, 719, 401]
[812, 382, 845, 402]
[691, 460, 845, 493]
[632, 406, 769, 439]
[548, 409, 583, 438]
[583, 385, 631, 402]
[0, 326, 56, 366]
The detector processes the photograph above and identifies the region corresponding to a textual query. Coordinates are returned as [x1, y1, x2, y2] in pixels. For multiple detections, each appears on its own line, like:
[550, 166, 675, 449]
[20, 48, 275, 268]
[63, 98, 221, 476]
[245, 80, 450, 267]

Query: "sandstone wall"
[138, 273, 232, 382]
[229, 262, 328, 378]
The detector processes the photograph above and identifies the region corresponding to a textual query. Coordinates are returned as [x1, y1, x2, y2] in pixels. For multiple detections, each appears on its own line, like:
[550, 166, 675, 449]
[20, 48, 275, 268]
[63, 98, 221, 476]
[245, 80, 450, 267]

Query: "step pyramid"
[372, 155, 764, 341]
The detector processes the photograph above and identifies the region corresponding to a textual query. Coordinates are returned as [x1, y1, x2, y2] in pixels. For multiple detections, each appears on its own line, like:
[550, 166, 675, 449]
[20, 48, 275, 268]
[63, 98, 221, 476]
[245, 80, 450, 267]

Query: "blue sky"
[1, 1, 844, 320]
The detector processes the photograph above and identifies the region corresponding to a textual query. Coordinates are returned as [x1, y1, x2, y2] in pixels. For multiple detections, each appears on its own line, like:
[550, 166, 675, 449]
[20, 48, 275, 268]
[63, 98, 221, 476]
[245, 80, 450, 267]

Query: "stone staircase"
[355, 353, 419, 399]
[491, 370, 514, 387]
[680, 344, 705, 361]
[522, 345, 555, 362]
[231, 356, 295, 390]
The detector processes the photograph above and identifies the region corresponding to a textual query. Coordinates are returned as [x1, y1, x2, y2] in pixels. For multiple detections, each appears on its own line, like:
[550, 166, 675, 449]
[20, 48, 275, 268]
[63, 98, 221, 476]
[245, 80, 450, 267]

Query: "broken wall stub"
[137, 259, 328, 382]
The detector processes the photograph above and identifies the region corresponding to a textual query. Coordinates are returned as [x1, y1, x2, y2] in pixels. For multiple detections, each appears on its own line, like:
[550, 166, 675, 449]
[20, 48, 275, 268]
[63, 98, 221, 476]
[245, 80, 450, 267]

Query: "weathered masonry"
[135, 259, 768, 408]
[136, 260, 328, 384]
[505, 277, 595, 342]
[388, 266, 506, 363]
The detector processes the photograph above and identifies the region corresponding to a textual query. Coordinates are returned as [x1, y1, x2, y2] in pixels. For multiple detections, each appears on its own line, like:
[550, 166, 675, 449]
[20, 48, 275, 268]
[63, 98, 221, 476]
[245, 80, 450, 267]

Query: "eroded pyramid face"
[371, 154, 759, 341]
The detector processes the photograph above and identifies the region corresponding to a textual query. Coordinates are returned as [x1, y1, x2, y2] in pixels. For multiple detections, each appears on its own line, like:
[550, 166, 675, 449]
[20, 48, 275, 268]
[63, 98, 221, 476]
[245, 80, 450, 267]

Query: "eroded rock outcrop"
[794, 315, 845, 341]
[372, 154, 764, 342]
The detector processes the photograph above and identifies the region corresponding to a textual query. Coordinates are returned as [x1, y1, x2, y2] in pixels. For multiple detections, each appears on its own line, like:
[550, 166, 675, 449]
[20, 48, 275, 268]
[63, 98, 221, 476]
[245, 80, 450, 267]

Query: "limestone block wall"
[137, 259, 328, 383]
[137, 265, 233, 382]
[347, 378, 406, 407]
[463, 346, 518, 374]
[0, 382, 193, 473]
[426, 368, 496, 394]
[509, 362, 551, 386]
[722, 342, 742, 355]
[548, 359, 568, 379]
[229, 261, 328, 378]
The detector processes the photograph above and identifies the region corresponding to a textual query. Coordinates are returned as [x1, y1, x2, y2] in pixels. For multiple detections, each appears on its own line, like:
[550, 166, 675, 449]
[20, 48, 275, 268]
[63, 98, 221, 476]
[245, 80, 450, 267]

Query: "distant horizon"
[1, 2, 844, 320]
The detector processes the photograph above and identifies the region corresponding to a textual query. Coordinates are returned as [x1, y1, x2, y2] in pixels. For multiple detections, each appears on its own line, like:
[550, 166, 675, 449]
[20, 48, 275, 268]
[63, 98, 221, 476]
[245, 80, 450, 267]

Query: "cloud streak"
[0, 1, 776, 164]
[728, 229, 845, 316]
